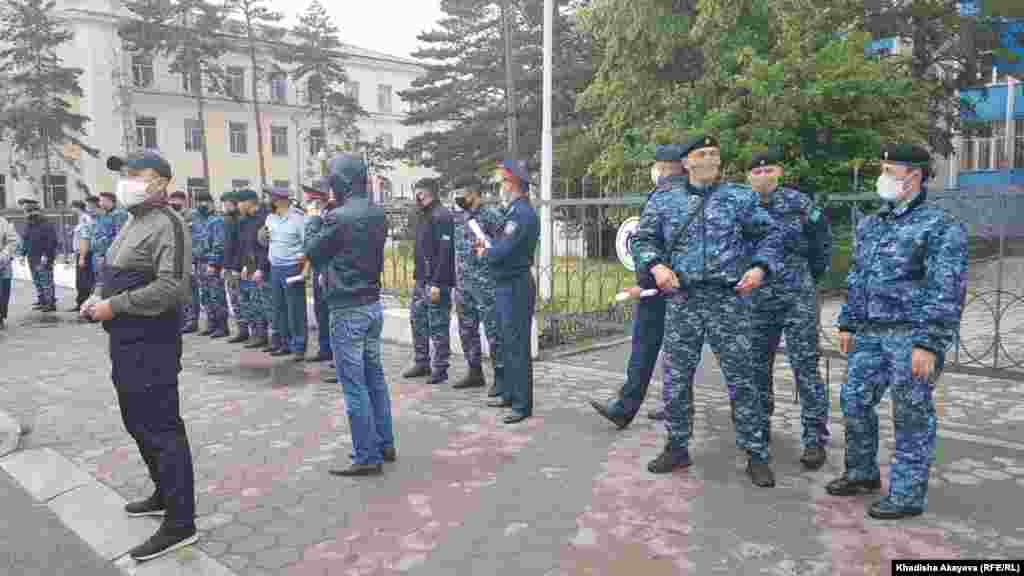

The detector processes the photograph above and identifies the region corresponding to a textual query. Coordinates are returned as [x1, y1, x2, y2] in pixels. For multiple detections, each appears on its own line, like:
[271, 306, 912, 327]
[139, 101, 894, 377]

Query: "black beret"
[881, 143, 930, 167]
[680, 134, 719, 159]
[235, 189, 259, 202]
[654, 144, 683, 162]
[749, 149, 784, 171]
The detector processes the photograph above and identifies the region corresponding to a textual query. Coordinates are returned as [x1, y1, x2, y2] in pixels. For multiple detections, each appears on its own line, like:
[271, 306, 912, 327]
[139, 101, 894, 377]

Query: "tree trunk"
[248, 40, 268, 189]
[43, 130, 52, 209]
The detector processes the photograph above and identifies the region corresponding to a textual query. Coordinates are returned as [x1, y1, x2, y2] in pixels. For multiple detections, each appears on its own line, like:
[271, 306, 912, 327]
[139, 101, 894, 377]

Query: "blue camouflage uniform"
[91, 207, 129, 274]
[238, 201, 271, 342]
[750, 184, 831, 451]
[189, 206, 212, 329]
[18, 210, 58, 308]
[453, 202, 505, 386]
[408, 193, 455, 379]
[835, 185, 968, 513]
[221, 195, 243, 337]
[631, 159, 783, 469]
[200, 210, 228, 333]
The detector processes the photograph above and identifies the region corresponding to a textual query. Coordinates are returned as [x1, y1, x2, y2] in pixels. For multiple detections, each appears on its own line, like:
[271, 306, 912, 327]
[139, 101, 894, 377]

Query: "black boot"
[746, 459, 775, 488]
[227, 330, 250, 344]
[867, 499, 923, 520]
[427, 370, 448, 385]
[245, 336, 268, 349]
[648, 444, 691, 474]
[453, 365, 485, 389]
[825, 474, 882, 496]
[402, 364, 430, 378]
[800, 446, 827, 470]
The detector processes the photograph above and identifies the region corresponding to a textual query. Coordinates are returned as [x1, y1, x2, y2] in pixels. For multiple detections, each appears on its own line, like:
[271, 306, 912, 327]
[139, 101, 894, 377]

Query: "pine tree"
[284, 0, 365, 158]
[0, 0, 96, 207]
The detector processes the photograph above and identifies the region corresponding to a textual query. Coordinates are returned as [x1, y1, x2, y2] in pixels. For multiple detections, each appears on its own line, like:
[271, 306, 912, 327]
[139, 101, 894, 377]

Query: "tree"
[284, 0, 364, 154]
[120, 0, 233, 190]
[0, 0, 97, 207]
[398, 0, 593, 185]
[225, 0, 286, 189]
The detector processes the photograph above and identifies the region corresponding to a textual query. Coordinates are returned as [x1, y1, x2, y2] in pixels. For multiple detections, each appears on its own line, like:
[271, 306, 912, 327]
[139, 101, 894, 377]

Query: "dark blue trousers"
[608, 295, 666, 422]
[495, 273, 536, 416]
[313, 273, 332, 358]
[110, 331, 195, 530]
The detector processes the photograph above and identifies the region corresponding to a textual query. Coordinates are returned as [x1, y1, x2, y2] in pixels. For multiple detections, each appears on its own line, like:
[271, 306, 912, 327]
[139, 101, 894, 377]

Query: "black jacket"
[239, 207, 270, 276]
[413, 201, 455, 287]
[23, 216, 58, 267]
[222, 212, 242, 271]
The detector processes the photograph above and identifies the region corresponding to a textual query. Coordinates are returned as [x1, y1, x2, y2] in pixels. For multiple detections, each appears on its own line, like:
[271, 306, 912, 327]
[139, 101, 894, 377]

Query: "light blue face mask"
[876, 174, 904, 202]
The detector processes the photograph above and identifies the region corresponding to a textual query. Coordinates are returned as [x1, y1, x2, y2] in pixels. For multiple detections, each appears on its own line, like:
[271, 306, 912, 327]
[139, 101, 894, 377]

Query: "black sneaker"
[129, 524, 198, 562]
[589, 400, 629, 430]
[244, 336, 268, 349]
[227, 332, 249, 344]
[867, 499, 923, 520]
[402, 365, 430, 378]
[382, 446, 397, 463]
[647, 445, 691, 474]
[647, 408, 666, 421]
[329, 463, 383, 477]
[124, 494, 165, 517]
[825, 474, 882, 496]
[800, 446, 827, 470]
[746, 459, 775, 488]
[427, 371, 448, 385]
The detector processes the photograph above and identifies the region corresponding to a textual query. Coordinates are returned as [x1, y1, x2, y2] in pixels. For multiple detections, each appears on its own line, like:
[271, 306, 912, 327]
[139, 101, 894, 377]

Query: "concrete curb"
[0, 409, 20, 458]
[0, 447, 237, 576]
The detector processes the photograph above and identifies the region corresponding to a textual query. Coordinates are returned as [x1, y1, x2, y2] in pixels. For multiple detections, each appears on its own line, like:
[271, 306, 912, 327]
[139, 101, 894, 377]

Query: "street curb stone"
[0, 408, 20, 458]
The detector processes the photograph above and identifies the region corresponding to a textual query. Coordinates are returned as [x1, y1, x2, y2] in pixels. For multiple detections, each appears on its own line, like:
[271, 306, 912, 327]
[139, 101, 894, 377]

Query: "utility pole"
[502, 0, 519, 161]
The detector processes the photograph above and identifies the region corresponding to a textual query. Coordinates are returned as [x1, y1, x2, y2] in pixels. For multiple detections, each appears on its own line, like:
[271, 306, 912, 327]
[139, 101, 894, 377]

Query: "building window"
[0, 175, 5, 209]
[379, 133, 394, 149]
[136, 116, 158, 149]
[270, 126, 288, 156]
[187, 178, 208, 201]
[269, 73, 287, 104]
[231, 179, 250, 190]
[1016, 119, 1024, 169]
[182, 70, 200, 94]
[960, 138, 976, 172]
[132, 55, 153, 88]
[309, 128, 325, 156]
[184, 118, 203, 152]
[229, 122, 248, 154]
[273, 179, 290, 191]
[226, 67, 245, 98]
[977, 137, 992, 170]
[377, 84, 392, 113]
[44, 175, 67, 207]
[346, 81, 359, 103]
[307, 76, 322, 105]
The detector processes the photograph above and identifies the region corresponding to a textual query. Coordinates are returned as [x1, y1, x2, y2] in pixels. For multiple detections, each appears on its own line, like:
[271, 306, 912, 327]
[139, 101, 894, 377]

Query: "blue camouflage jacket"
[91, 208, 129, 260]
[838, 189, 969, 355]
[201, 213, 226, 267]
[454, 203, 505, 290]
[190, 208, 212, 261]
[754, 186, 828, 304]
[631, 179, 784, 288]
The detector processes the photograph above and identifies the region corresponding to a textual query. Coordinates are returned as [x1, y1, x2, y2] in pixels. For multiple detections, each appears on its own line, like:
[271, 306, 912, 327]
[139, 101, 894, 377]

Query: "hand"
[652, 264, 679, 292]
[207, 264, 217, 275]
[253, 270, 264, 285]
[430, 286, 441, 304]
[84, 299, 114, 322]
[838, 331, 853, 355]
[735, 267, 765, 296]
[912, 347, 937, 382]
[78, 256, 86, 269]
[473, 238, 488, 258]
[40, 256, 48, 267]
[306, 201, 321, 217]
[241, 266, 248, 279]
[627, 286, 644, 298]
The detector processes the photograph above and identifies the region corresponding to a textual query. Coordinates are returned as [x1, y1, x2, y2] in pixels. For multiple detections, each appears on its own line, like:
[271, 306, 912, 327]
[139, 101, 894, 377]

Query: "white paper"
[286, 274, 305, 285]
[467, 219, 492, 249]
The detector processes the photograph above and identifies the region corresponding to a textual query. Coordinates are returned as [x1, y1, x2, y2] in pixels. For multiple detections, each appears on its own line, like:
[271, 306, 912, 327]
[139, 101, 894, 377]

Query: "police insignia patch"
[808, 208, 821, 223]
[505, 221, 518, 235]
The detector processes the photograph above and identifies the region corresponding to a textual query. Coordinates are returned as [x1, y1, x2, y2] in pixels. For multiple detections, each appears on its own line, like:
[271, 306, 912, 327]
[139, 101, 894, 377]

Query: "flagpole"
[539, 0, 553, 302]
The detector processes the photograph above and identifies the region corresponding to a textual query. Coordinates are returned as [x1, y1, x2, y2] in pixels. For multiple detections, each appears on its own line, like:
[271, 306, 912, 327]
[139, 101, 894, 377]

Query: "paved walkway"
[2, 280, 1024, 575]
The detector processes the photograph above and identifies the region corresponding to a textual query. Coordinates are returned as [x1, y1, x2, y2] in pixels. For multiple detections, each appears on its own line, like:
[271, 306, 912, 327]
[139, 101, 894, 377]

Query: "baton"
[614, 288, 659, 302]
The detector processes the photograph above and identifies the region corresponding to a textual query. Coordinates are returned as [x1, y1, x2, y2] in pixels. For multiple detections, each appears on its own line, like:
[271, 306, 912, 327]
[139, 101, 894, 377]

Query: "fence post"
[993, 185, 1006, 370]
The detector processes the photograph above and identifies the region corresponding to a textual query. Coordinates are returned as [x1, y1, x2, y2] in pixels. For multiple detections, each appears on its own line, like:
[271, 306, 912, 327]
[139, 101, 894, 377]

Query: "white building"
[0, 0, 435, 209]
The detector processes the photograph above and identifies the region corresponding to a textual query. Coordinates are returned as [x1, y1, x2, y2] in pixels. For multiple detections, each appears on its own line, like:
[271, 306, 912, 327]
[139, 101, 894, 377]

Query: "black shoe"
[321, 371, 338, 383]
[0, 318, 5, 330]
[227, 332, 250, 344]
[329, 463, 383, 477]
[293, 352, 307, 362]
[800, 446, 827, 470]
[867, 499, 923, 520]
[503, 412, 529, 424]
[427, 370, 448, 385]
[244, 337, 268, 349]
[269, 348, 292, 357]
[306, 351, 332, 363]
[746, 460, 776, 488]
[32, 303, 44, 310]
[648, 408, 666, 421]
[402, 365, 430, 378]
[129, 524, 198, 562]
[262, 341, 279, 352]
[199, 326, 214, 336]
[41, 304, 57, 313]
[453, 366, 485, 389]
[124, 494, 165, 517]
[181, 325, 198, 334]
[486, 383, 501, 397]
[209, 329, 228, 339]
[382, 446, 397, 463]
[825, 475, 882, 496]
[647, 445, 691, 474]
[590, 400, 629, 430]
[487, 398, 512, 408]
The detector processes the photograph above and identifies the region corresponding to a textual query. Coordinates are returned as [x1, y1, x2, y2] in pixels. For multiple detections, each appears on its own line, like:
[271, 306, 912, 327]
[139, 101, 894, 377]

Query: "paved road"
[3, 279, 1024, 575]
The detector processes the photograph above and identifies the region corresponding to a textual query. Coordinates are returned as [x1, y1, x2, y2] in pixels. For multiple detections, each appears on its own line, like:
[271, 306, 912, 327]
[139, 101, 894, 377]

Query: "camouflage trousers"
[200, 265, 228, 328]
[182, 272, 200, 330]
[751, 290, 830, 449]
[238, 279, 267, 338]
[662, 286, 768, 461]
[225, 272, 241, 322]
[842, 326, 940, 510]
[30, 264, 56, 306]
[454, 280, 503, 372]
[410, 279, 451, 372]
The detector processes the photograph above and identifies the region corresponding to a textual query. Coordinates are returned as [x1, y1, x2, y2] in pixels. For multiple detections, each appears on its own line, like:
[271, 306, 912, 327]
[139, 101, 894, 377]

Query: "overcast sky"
[276, 0, 445, 60]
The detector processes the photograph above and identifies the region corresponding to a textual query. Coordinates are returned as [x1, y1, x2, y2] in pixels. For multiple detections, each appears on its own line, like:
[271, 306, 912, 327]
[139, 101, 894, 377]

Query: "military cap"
[169, 190, 187, 200]
[654, 144, 683, 162]
[98, 192, 116, 201]
[85, 195, 100, 204]
[235, 189, 259, 203]
[679, 134, 719, 159]
[70, 200, 86, 210]
[749, 149, 784, 171]
[106, 149, 172, 179]
[881, 143, 930, 167]
[221, 191, 238, 203]
[499, 159, 530, 183]
[192, 190, 213, 202]
[269, 186, 291, 200]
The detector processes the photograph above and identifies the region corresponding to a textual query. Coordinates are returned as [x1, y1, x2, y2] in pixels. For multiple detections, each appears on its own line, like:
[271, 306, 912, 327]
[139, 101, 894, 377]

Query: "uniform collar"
[685, 179, 719, 197]
[880, 187, 928, 220]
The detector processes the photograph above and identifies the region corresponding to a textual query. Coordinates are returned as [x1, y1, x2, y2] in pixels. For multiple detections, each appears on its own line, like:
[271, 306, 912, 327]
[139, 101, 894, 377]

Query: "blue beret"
[680, 135, 718, 159]
[881, 143, 930, 166]
[107, 149, 172, 179]
[749, 149, 784, 171]
[499, 159, 530, 183]
[235, 189, 259, 202]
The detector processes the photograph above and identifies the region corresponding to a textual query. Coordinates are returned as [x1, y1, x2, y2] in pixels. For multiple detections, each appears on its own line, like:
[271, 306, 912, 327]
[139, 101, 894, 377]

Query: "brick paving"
[2, 280, 1024, 575]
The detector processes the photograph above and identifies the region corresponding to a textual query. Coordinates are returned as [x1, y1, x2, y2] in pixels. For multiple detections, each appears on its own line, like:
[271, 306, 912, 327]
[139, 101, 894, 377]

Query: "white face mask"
[876, 174, 904, 202]
[116, 178, 150, 207]
[651, 165, 661, 186]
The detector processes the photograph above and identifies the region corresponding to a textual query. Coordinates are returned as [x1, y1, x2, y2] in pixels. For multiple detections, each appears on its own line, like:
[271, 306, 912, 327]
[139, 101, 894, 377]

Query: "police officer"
[827, 144, 968, 520]
[71, 198, 98, 311]
[89, 192, 127, 291]
[236, 189, 271, 349]
[451, 175, 505, 394]
[590, 145, 683, 429]
[80, 150, 197, 561]
[201, 195, 229, 338]
[305, 153, 394, 476]
[631, 135, 784, 486]
[402, 178, 455, 384]
[17, 198, 58, 312]
[303, 181, 334, 362]
[221, 191, 247, 343]
[170, 191, 198, 333]
[190, 191, 214, 333]
[475, 160, 540, 424]
[746, 149, 831, 470]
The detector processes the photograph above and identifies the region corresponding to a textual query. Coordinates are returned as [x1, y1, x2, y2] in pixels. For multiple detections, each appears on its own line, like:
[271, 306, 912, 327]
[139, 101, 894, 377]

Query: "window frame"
[269, 73, 288, 104]
[131, 54, 154, 88]
[0, 174, 6, 210]
[229, 121, 248, 155]
[271, 125, 289, 156]
[377, 84, 392, 113]
[135, 116, 158, 150]
[184, 118, 203, 152]
[226, 66, 245, 99]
